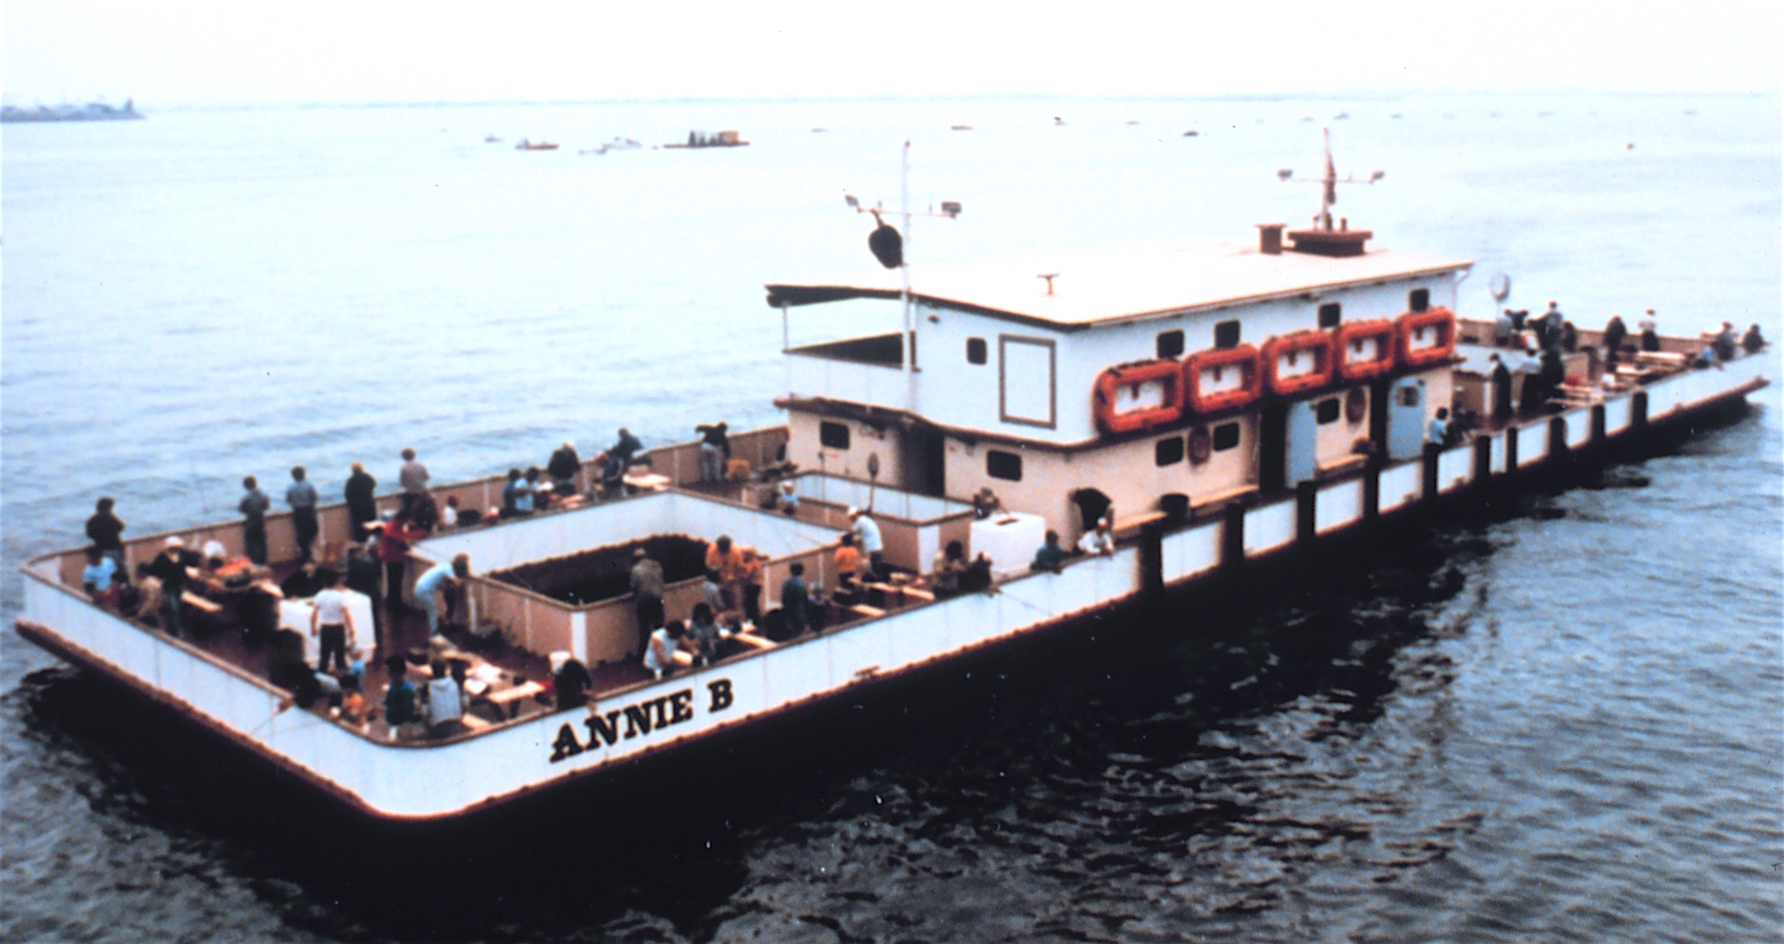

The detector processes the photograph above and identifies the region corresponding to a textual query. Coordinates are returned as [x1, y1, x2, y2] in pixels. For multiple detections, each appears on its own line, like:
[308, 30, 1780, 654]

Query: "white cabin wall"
[942, 416, 1258, 542]
[786, 410, 913, 487]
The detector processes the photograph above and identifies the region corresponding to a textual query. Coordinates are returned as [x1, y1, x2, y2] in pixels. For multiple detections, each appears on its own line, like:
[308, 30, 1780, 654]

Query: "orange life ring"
[1334, 318, 1397, 381]
[1397, 308, 1457, 369]
[1092, 359, 1183, 434]
[1181, 344, 1261, 415]
[1260, 330, 1334, 397]
[1187, 425, 1212, 464]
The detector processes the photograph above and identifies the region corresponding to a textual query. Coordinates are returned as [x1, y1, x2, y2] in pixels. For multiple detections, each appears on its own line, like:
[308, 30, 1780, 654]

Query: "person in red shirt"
[376, 514, 424, 612]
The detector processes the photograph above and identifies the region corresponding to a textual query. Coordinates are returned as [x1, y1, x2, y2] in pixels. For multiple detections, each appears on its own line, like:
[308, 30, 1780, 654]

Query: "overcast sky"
[4, 1, 1779, 107]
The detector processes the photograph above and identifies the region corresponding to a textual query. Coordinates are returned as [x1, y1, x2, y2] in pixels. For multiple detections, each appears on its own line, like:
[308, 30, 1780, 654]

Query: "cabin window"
[1318, 303, 1342, 328]
[986, 450, 1023, 481]
[1212, 422, 1241, 451]
[1156, 329, 1185, 359]
[966, 337, 987, 364]
[1155, 436, 1184, 466]
[1214, 320, 1242, 349]
[1315, 398, 1342, 424]
[819, 422, 851, 450]
[1409, 288, 1430, 312]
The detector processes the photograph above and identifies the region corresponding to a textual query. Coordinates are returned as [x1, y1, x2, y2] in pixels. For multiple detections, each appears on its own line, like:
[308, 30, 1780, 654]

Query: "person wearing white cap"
[1638, 308, 1660, 352]
[1077, 518, 1114, 557]
[146, 536, 197, 638]
[848, 507, 883, 579]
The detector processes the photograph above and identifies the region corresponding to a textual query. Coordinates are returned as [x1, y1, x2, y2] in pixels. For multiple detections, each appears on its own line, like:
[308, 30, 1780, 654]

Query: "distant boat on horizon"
[2, 98, 144, 123]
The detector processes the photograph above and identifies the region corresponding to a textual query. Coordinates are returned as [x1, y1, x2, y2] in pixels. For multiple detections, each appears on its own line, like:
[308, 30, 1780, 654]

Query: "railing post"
[1362, 456, 1381, 524]
[1631, 390, 1649, 433]
[1421, 442, 1442, 506]
[1504, 425, 1520, 482]
[1590, 403, 1607, 452]
[1547, 416, 1570, 464]
[1220, 502, 1246, 576]
[1295, 480, 1318, 549]
[1472, 434, 1493, 493]
[1139, 521, 1164, 599]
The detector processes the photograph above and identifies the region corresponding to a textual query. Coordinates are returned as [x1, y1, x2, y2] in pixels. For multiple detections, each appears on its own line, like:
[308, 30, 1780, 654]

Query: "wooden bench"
[729, 632, 776, 651]
[849, 603, 887, 619]
[180, 591, 223, 615]
[459, 713, 492, 731]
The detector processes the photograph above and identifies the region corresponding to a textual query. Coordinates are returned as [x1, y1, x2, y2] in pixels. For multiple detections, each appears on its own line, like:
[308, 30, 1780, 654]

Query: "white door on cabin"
[999, 336, 1056, 428]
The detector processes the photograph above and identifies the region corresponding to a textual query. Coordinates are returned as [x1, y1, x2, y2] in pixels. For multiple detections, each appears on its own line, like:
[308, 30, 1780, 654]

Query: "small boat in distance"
[515, 139, 559, 151]
[2, 98, 144, 123]
[665, 130, 748, 149]
[484, 134, 503, 143]
[951, 124, 973, 131]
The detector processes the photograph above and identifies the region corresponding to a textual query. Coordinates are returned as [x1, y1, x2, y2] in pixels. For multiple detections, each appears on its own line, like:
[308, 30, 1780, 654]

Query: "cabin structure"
[769, 224, 1470, 542]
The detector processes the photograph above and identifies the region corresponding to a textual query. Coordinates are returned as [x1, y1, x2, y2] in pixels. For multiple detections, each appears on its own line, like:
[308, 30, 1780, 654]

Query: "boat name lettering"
[548, 679, 734, 763]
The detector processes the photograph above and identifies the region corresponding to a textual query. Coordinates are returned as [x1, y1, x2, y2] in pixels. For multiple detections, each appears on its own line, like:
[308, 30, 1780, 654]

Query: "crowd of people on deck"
[74, 428, 679, 739]
[1487, 303, 1766, 425]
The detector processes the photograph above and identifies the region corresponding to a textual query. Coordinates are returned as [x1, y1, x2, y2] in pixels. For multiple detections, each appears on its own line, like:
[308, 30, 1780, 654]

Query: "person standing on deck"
[377, 513, 423, 613]
[547, 441, 581, 494]
[286, 466, 320, 563]
[1539, 301, 1564, 350]
[85, 497, 127, 578]
[704, 534, 744, 610]
[629, 548, 665, 656]
[695, 422, 730, 483]
[1602, 315, 1628, 371]
[310, 572, 357, 674]
[780, 561, 812, 636]
[399, 448, 430, 496]
[1427, 407, 1450, 446]
[1489, 354, 1515, 423]
[1494, 309, 1514, 347]
[413, 553, 470, 639]
[146, 536, 198, 638]
[239, 476, 272, 566]
[1638, 309, 1661, 352]
[343, 543, 384, 649]
[345, 462, 377, 543]
[848, 508, 884, 579]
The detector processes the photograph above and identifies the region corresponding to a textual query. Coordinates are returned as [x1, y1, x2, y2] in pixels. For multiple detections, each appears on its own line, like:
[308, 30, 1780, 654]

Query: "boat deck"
[164, 548, 921, 746]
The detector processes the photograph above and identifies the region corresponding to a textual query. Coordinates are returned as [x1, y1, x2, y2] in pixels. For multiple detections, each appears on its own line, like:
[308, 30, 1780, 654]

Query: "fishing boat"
[2, 98, 144, 122]
[16, 141, 1770, 822]
[515, 138, 559, 151]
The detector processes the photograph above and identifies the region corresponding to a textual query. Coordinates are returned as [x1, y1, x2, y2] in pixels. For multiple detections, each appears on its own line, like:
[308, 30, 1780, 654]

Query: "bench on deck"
[180, 591, 224, 615]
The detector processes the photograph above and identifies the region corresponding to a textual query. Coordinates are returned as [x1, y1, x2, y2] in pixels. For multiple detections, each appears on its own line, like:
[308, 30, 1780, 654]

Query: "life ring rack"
[1092, 359, 1184, 435]
[1260, 330, 1335, 397]
[1334, 319, 1397, 381]
[1181, 344, 1261, 415]
[1397, 308, 1457, 369]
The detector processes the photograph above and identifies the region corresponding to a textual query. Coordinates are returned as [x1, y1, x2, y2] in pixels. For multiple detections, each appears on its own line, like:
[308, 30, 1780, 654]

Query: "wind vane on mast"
[1276, 126, 1385, 232]
[1274, 128, 1385, 257]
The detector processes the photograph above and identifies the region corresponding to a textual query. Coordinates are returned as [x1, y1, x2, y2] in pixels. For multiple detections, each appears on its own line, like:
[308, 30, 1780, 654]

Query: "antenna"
[842, 143, 963, 411]
[1277, 127, 1384, 232]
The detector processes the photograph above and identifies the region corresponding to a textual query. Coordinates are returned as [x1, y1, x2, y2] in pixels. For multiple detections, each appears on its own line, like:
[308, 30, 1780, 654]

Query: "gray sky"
[4, 0, 1779, 106]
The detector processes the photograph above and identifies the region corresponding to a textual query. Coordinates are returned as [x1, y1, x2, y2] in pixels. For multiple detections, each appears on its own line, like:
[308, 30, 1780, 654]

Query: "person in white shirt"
[848, 507, 884, 579]
[1077, 518, 1115, 557]
[309, 573, 357, 674]
[643, 621, 684, 680]
[423, 660, 463, 732]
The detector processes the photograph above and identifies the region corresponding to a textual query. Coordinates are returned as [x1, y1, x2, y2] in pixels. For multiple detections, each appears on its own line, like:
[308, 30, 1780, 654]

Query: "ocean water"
[2, 93, 1780, 942]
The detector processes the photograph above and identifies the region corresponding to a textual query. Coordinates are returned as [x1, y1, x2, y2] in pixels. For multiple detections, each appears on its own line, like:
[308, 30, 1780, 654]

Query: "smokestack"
[1256, 223, 1285, 255]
